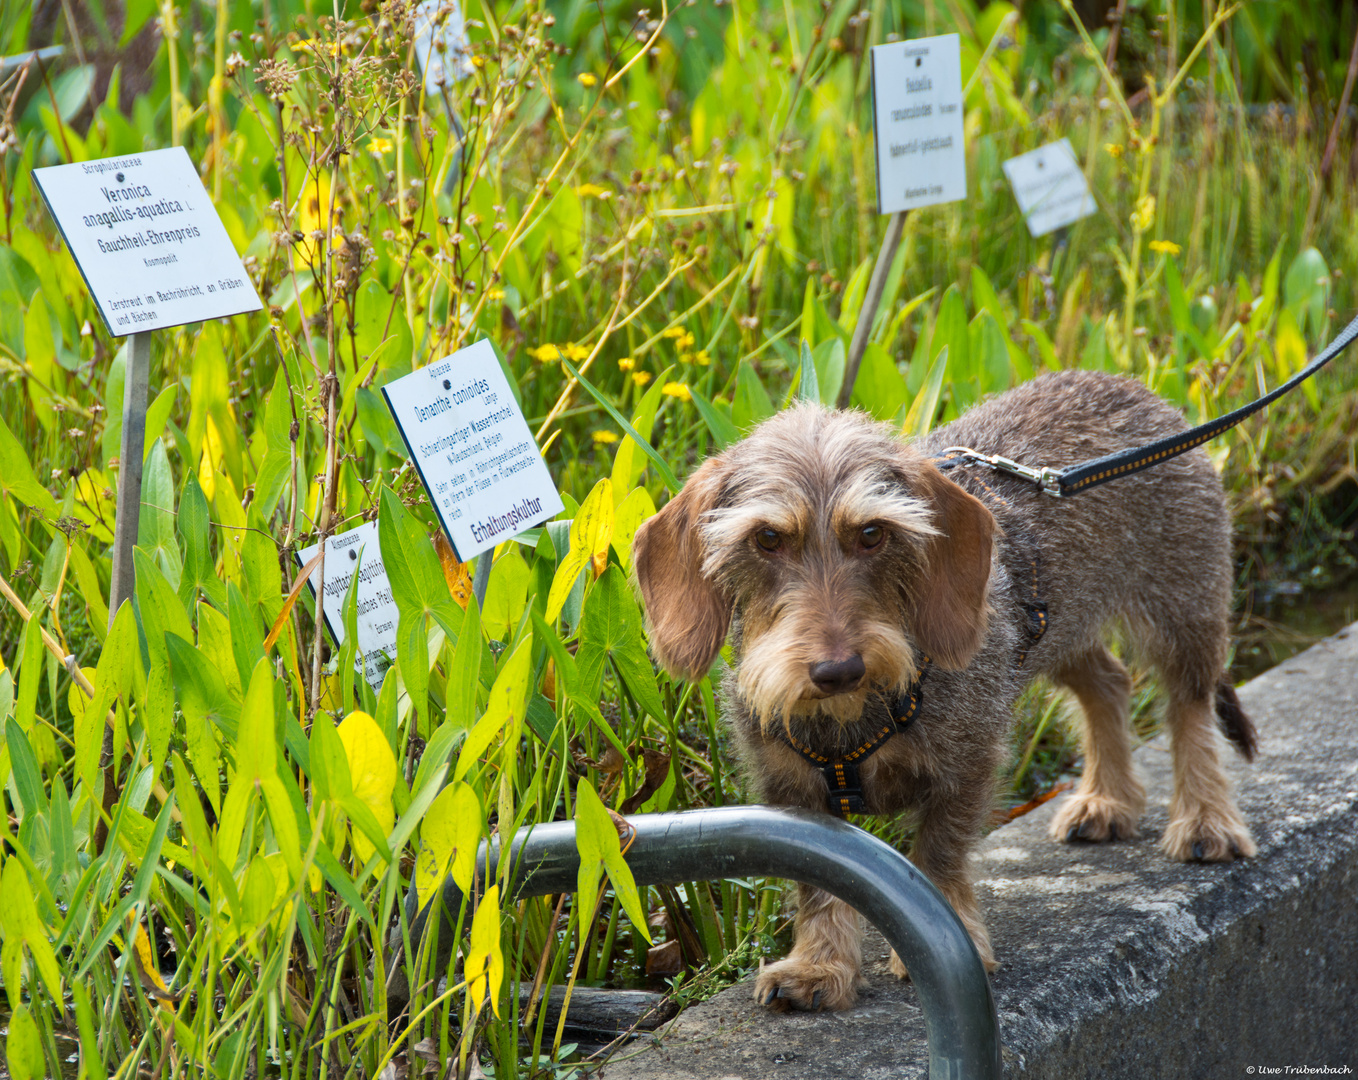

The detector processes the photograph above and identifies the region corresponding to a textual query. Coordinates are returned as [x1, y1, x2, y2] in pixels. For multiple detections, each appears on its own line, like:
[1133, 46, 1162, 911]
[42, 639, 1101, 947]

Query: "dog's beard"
[736, 619, 919, 732]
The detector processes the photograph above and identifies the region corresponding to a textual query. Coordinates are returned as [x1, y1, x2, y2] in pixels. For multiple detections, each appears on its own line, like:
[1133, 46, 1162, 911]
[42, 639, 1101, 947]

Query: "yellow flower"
[563, 343, 590, 362]
[632, 371, 652, 387]
[662, 381, 691, 402]
[527, 344, 561, 362]
[1131, 195, 1156, 233]
[617, 356, 635, 371]
[1105, 142, 1124, 158]
[675, 331, 696, 350]
[575, 183, 612, 200]
[577, 72, 598, 88]
[292, 38, 342, 56]
[1149, 239, 1181, 256]
[693, 350, 711, 366]
[368, 136, 393, 157]
[471, 55, 486, 69]
[487, 288, 505, 301]
[661, 326, 686, 339]
[591, 430, 620, 445]
[296, 173, 343, 258]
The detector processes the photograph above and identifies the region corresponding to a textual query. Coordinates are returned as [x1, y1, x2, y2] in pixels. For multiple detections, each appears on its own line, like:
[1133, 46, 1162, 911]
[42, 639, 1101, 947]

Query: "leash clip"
[941, 446, 1064, 496]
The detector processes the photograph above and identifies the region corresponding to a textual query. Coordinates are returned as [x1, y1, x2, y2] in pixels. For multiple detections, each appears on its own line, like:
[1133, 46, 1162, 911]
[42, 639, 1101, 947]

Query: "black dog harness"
[779, 663, 932, 816]
[779, 457, 1049, 817]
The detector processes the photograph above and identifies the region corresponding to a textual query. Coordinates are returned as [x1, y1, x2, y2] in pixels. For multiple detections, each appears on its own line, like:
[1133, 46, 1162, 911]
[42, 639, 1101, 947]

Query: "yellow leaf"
[453, 635, 533, 783]
[464, 884, 504, 1017]
[236, 659, 278, 782]
[415, 781, 482, 905]
[130, 922, 177, 1012]
[338, 709, 397, 811]
[338, 710, 397, 861]
[1275, 309, 1307, 381]
[0, 859, 61, 1005]
[545, 478, 612, 621]
[198, 415, 225, 503]
[66, 666, 98, 729]
[318, 673, 345, 712]
[610, 488, 656, 573]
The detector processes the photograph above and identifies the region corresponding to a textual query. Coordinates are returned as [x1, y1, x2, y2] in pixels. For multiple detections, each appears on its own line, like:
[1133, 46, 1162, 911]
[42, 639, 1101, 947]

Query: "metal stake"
[1051, 224, 1072, 283]
[837, 210, 908, 410]
[108, 331, 152, 625]
[439, 90, 467, 196]
[471, 548, 492, 610]
[94, 329, 151, 855]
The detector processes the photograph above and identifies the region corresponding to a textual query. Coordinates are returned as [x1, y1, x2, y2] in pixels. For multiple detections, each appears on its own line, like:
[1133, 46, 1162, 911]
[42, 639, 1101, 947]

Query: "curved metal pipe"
[389, 805, 1000, 1080]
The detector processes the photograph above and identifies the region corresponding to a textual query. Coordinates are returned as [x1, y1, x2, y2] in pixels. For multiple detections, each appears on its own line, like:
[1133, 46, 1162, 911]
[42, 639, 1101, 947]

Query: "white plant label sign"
[412, 0, 471, 93]
[382, 339, 563, 561]
[32, 147, 263, 336]
[1002, 138, 1097, 236]
[870, 34, 967, 214]
[297, 521, 398, 691]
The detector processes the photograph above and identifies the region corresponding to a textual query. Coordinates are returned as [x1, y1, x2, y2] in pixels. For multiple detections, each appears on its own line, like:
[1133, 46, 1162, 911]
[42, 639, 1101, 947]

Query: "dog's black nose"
[809, 655, 866, 695]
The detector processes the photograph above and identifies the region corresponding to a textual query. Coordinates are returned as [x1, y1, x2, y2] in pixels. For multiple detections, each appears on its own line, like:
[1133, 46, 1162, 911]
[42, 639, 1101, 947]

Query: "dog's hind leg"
[1048, 644, 1146, 844]
[1143, 615, 1257, 862]
[754, 884, 864, 1011]
[1159, 687, 1257, 861]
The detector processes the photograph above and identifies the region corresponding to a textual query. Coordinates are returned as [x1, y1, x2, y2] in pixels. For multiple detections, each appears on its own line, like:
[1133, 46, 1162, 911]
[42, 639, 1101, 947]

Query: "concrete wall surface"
[608, 624, 1358, 1079]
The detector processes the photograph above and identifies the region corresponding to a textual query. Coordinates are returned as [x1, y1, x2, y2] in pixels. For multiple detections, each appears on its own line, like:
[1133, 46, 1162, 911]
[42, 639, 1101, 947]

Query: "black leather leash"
[934, 311, 1358, 497]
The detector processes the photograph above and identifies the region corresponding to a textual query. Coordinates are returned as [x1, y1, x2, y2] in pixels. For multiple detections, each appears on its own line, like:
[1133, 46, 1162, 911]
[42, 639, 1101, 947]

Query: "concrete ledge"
[610, 625, 1358, 1079]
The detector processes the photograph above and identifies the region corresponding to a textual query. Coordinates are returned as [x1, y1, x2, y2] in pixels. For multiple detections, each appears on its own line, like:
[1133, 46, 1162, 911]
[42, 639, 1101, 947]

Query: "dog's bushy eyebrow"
[830, 471, 939, 539]
[700, 499, 806, 570]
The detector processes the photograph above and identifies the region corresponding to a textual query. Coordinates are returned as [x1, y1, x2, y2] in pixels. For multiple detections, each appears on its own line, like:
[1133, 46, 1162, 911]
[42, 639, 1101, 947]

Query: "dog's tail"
[1215, 678, 1257, 761]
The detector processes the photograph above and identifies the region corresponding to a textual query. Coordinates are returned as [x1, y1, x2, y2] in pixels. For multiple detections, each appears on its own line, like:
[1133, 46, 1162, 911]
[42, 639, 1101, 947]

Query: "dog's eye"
[859, 524, 884, 549]
[755, 528, 782, 552]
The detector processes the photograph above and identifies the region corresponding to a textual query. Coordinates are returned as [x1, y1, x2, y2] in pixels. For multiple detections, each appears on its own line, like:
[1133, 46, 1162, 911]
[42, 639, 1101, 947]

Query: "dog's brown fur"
[633, 370, 1257, 1011]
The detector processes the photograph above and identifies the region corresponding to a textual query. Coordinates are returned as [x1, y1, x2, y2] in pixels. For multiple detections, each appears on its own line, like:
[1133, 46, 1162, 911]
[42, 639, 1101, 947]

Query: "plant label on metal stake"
[32, 147, 263, 336]
[296, 521, 399, 691]
[411, 0, 472, 194]
[32, 148, 263, 625]
[382, 339, 564, 565]
[1002, 138, 1096, 237]
[412, 0, 472, 94]
[841, 35, 967, 408]
[870, 34, 966, 215]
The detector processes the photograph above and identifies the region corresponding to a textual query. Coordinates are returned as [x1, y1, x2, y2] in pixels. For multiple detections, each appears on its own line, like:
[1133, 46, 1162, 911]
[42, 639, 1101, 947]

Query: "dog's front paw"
[753, 957, 861, 1012]
[1050, 791, 1141, 844]
[1162, 806, 1256, 862]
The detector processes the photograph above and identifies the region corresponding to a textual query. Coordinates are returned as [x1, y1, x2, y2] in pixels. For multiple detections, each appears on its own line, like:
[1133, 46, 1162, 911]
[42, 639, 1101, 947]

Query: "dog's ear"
[632, 458, 733, 680]
[907, 464, 996, 669]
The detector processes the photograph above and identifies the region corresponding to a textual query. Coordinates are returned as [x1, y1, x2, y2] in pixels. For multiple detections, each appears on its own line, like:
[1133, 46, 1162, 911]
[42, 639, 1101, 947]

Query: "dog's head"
[633, 404, 996, 726]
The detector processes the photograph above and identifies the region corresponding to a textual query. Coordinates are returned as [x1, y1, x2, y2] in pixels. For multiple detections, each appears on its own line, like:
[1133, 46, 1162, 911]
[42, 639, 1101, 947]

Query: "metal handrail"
[388, 805, 1001, 1080]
